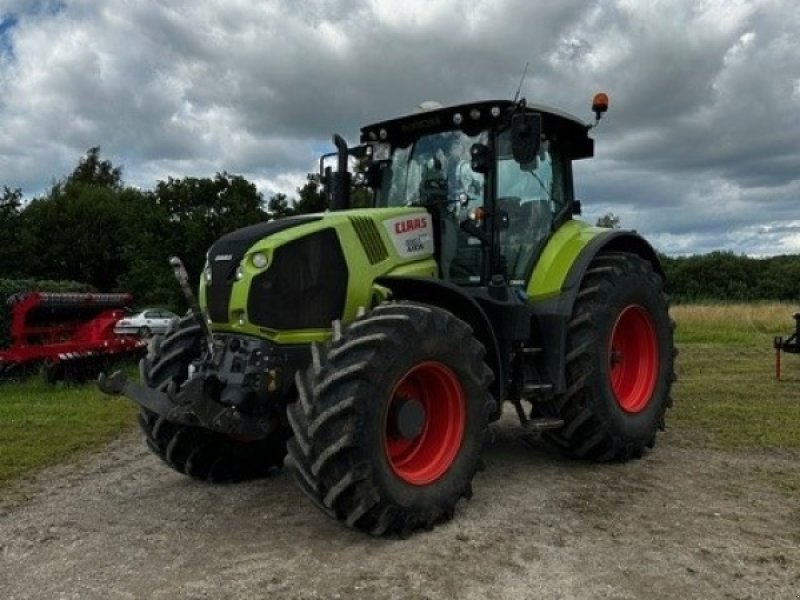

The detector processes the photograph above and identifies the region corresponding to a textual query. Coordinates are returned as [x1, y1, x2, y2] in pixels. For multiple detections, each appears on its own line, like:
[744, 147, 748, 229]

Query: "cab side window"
[495, 134, 567, 285]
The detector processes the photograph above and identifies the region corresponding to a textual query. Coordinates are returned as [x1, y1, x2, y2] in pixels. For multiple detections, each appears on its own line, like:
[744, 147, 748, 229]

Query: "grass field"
[671, 302, 800, 449]
[0, 303, 798, 487]
[0, 375, 136, 486]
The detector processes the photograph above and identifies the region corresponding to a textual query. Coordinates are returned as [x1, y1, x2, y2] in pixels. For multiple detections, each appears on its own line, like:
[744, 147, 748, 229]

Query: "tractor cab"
[325, 100, 596, 288]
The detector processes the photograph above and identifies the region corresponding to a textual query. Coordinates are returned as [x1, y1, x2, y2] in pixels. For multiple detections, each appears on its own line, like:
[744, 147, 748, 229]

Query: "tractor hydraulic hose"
[169, 256, 215, 357]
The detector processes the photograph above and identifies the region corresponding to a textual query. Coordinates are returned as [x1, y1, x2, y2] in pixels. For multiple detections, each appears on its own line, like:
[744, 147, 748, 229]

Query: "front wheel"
[139, 315, 288, 482]
[537, 252, 676, 461]
[287, 302, 494, 537]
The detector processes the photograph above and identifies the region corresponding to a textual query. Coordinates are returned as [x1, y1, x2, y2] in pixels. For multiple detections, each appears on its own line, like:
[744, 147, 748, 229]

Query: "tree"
[292, 175, 327, 215]
[0, 187, 26, 277]
[15, 149, 136, 290]
[20, 184, 147, 291]
[153, 172, 267, 285]
[67, 147, 123, 189]
[0, 186, 22, 214]
[596, 212, 621, 229]
[267, 193, 292, 220]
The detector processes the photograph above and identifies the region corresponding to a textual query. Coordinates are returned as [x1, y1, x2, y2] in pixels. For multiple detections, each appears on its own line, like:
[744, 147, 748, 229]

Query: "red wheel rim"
[384, 361, 466, 485]
[609, 305, 658, 413]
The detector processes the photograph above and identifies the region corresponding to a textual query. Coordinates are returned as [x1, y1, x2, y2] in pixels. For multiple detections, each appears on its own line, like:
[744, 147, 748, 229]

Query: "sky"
[0, 0, 798, 256]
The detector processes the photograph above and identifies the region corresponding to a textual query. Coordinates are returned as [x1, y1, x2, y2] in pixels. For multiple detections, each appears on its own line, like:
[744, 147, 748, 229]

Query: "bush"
[662, 252, 800, 304]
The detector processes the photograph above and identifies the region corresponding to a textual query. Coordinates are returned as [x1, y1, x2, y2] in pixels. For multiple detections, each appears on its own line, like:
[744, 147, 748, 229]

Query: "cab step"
[520, 346, 543, 355]
[521, 383, 553, 397]
[523, 417, 564, 433]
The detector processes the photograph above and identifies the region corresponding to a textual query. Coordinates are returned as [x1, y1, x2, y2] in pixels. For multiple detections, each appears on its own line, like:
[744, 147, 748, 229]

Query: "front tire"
[287, 302, 494, 537]
[139, 315, 288, 482]
[538, 252, 676, 461]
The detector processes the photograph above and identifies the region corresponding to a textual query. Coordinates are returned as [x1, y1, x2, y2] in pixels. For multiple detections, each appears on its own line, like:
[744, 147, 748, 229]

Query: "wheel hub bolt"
[392, 396, 426, 439]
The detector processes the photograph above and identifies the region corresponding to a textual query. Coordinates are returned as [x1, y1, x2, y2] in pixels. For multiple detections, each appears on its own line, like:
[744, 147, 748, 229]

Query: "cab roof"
[360, 99, 594, 160]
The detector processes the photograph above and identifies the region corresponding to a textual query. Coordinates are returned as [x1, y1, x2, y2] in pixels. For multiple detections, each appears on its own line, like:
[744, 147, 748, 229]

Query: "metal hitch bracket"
[98, 370, 273, 437]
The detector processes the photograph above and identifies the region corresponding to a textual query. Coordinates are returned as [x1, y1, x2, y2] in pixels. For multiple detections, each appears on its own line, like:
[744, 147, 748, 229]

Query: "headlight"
[252, 252, 268, 269]
[235, 265, 243, 281]
[204, 263, 212, 283]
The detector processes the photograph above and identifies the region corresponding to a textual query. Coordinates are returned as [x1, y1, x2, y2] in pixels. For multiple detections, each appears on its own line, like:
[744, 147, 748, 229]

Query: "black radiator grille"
[247, 229, 348, 330]
[204, 215, 321, 323]
[350, 216, 389, 265]
[206, 261, 238, 323]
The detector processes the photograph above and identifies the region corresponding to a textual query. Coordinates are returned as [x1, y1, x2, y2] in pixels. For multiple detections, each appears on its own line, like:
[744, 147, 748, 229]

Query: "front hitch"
[98, 369, 275, 437]
[98, 256, 302, 437]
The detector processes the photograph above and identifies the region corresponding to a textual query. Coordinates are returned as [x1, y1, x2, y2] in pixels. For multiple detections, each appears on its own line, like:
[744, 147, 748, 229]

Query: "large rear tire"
[138, 315, 288, 482]
[538, 252, 676, 461]
[287, 302, 494, 537]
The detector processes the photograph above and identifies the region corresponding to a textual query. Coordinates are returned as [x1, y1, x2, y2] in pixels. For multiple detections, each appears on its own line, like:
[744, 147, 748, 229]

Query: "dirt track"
[1, 412, 798, 600]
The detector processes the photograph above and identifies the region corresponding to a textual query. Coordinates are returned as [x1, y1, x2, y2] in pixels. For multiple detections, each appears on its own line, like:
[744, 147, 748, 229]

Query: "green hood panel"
[199, 207, 437, 344]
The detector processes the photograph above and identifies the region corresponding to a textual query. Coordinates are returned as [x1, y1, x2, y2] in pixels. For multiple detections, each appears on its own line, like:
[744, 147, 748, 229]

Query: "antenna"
[512, 62, 529, 103]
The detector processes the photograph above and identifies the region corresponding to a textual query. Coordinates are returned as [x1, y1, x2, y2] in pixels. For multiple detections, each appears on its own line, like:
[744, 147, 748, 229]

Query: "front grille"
[207, 260, 238, 322]
[248, 229, 349, 330]
[205, 215, 322, 323]
[350, 217, 389, 265]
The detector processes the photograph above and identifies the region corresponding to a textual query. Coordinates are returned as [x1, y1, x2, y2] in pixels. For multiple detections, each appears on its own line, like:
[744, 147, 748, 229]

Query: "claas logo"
[394, 217, 428, 234]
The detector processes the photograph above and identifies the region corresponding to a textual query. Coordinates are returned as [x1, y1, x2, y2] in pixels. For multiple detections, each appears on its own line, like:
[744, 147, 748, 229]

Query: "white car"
[114, 309, 178, 337]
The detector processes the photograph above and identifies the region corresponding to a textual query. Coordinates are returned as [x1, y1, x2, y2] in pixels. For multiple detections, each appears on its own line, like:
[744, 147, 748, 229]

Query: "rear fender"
[528, 225, 664, 393]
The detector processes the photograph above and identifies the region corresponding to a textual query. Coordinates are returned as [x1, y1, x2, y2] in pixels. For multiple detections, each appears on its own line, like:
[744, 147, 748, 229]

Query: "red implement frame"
[0, 292, 145, 380]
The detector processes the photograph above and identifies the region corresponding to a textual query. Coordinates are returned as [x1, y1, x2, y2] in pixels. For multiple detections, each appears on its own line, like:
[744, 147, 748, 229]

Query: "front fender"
[375, 276, 505, 413]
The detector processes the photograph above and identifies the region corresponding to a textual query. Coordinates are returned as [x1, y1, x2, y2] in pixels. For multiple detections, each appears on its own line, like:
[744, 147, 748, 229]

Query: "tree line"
[1, 149, 798, 309]
[595, 212, 800, 303]
[0, 148, 328, 309]
[661, 252, 800, 303]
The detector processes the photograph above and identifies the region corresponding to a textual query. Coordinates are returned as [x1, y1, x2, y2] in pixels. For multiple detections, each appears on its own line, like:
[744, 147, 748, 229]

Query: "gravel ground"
[1, 412, 798, 600]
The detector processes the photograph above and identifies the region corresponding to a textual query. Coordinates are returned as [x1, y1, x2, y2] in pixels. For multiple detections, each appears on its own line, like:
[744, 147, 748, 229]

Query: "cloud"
[0, 0, 798, 256]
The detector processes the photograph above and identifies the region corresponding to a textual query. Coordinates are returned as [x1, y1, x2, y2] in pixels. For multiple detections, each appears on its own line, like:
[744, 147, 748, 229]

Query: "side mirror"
[470, 143, 492, 174]
[511, 113, 541, 165]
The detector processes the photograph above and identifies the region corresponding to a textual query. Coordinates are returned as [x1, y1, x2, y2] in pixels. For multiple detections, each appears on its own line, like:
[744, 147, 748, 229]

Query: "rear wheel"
[538, 253, 675, 461]
[287, 302, 494, 536]
[139, 315, 288, 482]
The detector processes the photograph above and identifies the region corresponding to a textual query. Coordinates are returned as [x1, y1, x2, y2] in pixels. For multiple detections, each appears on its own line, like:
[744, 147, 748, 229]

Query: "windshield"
[375, 130, 488, 208]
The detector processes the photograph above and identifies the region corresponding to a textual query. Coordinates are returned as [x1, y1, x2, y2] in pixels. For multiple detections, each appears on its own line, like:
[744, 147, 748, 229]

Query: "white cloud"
[0, 0, 798, 255]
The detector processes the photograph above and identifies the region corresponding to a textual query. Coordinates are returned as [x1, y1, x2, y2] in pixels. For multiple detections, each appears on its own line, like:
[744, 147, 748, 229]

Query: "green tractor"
[100, 95, 675, 537]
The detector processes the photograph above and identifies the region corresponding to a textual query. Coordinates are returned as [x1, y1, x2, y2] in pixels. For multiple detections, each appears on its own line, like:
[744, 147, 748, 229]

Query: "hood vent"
[350, 217, 389, 265]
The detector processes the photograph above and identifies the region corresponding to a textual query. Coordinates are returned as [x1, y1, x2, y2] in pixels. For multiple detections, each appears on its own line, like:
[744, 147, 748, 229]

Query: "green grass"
[671, 303, 800, 450]
[0, 376, 137, 486]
